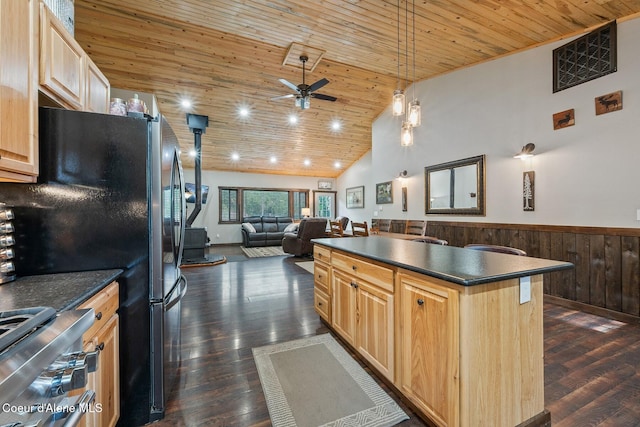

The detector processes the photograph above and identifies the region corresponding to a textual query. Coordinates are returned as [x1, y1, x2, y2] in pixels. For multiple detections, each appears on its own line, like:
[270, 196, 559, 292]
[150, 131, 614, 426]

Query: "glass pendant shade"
[392, 90, 405, 116]
[401, 121, 413, 146]
[408, 100, 421, 127]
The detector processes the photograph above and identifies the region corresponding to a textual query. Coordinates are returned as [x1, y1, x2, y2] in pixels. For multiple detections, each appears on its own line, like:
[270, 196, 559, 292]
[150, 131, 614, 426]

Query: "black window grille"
[553, 21, 617, 93]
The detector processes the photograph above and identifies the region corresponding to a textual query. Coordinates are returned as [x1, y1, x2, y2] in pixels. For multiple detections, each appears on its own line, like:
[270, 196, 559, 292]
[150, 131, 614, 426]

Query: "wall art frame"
[523, 171, 535, 211]
[346, 186, 364, 209]
[376, 181, 393, 204]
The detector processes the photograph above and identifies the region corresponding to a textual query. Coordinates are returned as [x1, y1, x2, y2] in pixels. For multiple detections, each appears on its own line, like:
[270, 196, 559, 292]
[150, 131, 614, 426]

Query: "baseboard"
[544, 294, 640, 324]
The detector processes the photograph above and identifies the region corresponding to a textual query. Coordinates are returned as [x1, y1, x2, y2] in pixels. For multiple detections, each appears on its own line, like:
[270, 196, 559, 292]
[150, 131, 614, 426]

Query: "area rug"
[253, 334, 408, 427]
[295, 261, 314, 274]
[241, 246, 286, 258]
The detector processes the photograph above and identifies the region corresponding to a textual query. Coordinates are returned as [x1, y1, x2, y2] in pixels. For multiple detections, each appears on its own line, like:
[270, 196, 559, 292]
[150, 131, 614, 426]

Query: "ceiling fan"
[272, 55, 337, 109]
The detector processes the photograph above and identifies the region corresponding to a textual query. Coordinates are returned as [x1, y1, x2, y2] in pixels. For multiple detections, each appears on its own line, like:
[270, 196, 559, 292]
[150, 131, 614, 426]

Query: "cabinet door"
[0, 0, 38, 181]
[400, 275, 459, 427]
[40, 3, 84, 110]
[87, 314, 120, 427]
[356, 282, 394, 382]
[85, 56, 110, 113]
[331, 269, 356, 345]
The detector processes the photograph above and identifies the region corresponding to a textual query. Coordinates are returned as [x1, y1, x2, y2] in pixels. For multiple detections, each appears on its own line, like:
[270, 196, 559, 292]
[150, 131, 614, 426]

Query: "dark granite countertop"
[0, 269, 123, 312]
[312, 236, 573, 286]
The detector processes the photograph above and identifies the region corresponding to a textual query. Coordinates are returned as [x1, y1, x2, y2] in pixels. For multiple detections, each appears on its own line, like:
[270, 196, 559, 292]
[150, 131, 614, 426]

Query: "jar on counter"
[109, 98, 127, 116]
[126, 94, 146, 113]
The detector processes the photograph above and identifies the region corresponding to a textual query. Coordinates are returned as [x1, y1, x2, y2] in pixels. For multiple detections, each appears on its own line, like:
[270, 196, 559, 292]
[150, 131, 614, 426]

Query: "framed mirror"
[425, 154, 486, 215]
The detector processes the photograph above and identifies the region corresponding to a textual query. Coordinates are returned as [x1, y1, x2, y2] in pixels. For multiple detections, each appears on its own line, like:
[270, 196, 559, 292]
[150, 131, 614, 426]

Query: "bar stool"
[464, 244, 527, 256]
[413, 236, 448, 245]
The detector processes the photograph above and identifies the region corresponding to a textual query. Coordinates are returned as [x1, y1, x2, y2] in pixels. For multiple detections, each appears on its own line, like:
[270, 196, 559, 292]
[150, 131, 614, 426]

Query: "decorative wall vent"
[553, 21, 617, 93]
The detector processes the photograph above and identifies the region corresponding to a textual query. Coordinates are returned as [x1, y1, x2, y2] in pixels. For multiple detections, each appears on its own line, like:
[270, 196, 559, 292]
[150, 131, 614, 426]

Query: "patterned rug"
[253, 334, 408, 427]
[241, 246, 286, 258]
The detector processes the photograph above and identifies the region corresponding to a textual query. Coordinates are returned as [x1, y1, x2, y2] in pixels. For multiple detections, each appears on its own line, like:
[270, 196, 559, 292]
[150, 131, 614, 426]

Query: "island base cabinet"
[356, 283, 394, 382]
[458, 276, 545, 427]
[331, 269, 357, 345]
[399, 273, 459, 427]
[331, 268, 395, 382]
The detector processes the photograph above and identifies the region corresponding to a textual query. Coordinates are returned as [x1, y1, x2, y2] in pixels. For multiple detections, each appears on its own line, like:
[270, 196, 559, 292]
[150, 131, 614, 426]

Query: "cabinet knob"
[417, 298, 425, 306]
[95, 311, 103, 321]
[352, 265, 357, 271]
[318, 302, 323, 306]
[350, 282, 358, 289]
[95, 342, 105, 352]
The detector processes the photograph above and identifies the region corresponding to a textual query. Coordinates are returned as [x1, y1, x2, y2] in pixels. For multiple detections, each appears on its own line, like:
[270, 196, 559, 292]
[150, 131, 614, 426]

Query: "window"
[218, 187, 309, 223]
[292, 191, 308, 220]
[220, 188, 239, 223]
[243, 190, 289, 217]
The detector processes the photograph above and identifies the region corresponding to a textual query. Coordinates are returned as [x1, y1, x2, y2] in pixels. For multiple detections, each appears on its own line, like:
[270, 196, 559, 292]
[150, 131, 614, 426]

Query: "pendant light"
[392, 0, 405, 116]
[401, 121, 413, 146]
[407, 0, 421, 128]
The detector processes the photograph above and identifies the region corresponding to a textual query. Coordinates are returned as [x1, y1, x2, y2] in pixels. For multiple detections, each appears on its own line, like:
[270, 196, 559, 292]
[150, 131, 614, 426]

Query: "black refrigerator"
[0, 107, 187, 426]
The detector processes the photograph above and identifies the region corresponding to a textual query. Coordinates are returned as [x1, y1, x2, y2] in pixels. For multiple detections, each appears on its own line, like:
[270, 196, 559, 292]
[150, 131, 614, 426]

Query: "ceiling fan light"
[295, 96, 310, 110]
[401, 121, 414, 146]
[408, 100, 421, 127]
[392, 90, 405, 116]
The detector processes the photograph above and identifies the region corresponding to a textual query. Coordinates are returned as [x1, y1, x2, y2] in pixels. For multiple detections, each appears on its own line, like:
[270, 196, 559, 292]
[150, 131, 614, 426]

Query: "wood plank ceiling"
[73, 0, 640, 177]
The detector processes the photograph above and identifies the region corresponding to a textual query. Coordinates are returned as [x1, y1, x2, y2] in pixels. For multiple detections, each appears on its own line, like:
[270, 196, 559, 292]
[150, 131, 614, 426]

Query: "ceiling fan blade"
[271, 94, 296, 100]
[311, 93, 337, 102]
[308, 78, 329, 92]
[279, 78, 300, 92]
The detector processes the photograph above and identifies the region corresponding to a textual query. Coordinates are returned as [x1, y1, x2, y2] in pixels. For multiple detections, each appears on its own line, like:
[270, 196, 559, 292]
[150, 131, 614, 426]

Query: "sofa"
[241, 216, 294, 247]
[282, 218, 329, 256]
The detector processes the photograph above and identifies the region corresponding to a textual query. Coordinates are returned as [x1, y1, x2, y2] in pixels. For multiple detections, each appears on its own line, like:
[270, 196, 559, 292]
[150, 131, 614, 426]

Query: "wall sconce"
[514, 143, 535, 159]
[397, 170, 408, 180]
[300, 207, 311, 218]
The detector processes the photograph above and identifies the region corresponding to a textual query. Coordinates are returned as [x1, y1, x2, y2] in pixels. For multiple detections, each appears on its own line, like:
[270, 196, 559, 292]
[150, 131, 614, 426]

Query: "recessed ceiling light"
[331, 120, 341, 131]
[189, 149, 197, 158]
[231, 152, 240, 161]
[304, 159, 311, 166]
[270, 156, 277, 163]
[238, 106, 250, 118]
[334, 161, 341, 169]
[181, 99, 192, 109]
[288, 114, 298, 125]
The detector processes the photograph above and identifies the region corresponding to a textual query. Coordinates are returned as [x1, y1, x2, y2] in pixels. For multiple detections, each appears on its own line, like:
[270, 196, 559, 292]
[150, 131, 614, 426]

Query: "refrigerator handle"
[164, 275, 187, 312]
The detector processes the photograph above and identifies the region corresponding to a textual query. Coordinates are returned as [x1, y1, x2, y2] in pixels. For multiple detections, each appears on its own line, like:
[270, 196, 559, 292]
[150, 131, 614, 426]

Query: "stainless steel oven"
[0, 307, 97, 427]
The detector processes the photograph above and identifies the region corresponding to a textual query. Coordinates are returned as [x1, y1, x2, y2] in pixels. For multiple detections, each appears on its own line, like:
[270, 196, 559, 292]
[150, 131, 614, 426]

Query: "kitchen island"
[312, 236, 573, 427]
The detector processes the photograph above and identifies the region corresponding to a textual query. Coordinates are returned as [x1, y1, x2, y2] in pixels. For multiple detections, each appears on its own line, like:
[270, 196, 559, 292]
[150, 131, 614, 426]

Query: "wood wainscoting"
[425, 221, 640, 323]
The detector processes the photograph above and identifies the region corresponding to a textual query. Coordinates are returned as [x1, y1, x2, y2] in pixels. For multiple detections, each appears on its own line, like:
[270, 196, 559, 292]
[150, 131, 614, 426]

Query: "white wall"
[182, 169, 335, 244]
[337, 17, 640, 228]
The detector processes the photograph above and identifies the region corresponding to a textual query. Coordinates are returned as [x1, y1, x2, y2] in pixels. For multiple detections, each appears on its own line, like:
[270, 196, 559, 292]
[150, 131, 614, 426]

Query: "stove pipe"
[185, 114, 209, 227]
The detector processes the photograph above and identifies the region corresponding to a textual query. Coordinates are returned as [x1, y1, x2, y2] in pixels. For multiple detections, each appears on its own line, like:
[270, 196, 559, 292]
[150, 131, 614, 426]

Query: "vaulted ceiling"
[74, 0, 640, 177]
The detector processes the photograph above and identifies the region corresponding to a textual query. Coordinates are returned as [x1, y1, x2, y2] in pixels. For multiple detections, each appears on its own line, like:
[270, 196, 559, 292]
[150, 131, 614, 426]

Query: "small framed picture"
[318, 180, 332, 190]
[376, 181, 393, 204]
[553, 109, 575, 130]
[523, 171, 535, 211]
[346, 186, 364, 209]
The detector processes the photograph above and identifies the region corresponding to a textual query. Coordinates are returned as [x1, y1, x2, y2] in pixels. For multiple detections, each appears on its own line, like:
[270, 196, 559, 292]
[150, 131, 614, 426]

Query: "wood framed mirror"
[424, 154, 486, 215]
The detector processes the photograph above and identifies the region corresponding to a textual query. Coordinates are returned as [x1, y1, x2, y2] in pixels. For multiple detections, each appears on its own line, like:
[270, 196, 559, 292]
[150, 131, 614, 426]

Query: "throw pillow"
[242, 222, 256, 233]
[283, 223, 299, 233]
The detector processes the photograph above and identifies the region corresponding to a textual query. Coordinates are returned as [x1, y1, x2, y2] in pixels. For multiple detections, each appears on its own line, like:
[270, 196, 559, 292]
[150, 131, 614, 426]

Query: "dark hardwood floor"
[151, 246, 640, 426]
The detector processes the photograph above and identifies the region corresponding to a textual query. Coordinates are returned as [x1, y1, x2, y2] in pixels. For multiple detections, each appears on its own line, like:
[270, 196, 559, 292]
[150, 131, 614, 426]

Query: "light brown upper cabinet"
[85, 57, 110, 113]
[0, 0, 39, 182]
[39, 2, 110, 113]
[39, 2, 85, 110]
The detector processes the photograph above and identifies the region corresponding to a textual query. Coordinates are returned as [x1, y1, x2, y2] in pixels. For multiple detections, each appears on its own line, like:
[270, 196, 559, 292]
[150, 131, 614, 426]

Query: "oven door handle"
[62, 390, 96, 427]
